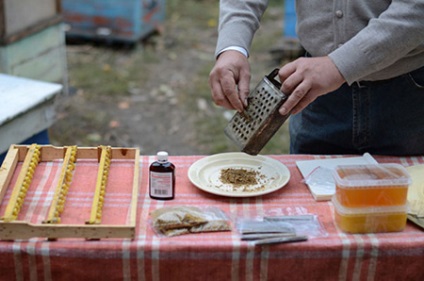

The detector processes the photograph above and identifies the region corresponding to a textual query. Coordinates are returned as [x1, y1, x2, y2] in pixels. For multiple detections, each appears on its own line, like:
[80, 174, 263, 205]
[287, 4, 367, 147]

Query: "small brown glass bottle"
[149, 151, 175, 200]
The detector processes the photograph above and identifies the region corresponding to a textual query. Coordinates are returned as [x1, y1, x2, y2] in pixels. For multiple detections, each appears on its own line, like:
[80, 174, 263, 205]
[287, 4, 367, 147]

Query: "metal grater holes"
[231, 87, 280, 142]
[224, 69, 287, 155]
[251, 89, 278, 121]
[231, 116, 249, 141]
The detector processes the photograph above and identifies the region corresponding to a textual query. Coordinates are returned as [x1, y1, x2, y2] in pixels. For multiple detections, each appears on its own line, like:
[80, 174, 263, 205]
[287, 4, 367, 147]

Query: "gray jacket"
[216, 0, 424, 84]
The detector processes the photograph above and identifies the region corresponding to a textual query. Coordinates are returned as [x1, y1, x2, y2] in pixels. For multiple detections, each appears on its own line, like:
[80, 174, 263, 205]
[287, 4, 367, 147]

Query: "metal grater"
[224, 69, 290, 155]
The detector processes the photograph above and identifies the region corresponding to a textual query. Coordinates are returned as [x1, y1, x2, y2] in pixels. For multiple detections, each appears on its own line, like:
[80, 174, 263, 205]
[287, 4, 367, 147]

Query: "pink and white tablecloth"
[0, 154, 423, 281]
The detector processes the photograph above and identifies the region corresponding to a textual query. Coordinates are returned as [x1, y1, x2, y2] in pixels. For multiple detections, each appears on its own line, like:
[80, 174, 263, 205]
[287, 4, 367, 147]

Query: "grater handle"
[266, 69, 282, 89]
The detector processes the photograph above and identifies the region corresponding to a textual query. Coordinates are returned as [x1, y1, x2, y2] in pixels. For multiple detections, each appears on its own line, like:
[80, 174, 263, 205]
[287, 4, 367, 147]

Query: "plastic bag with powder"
[150, 206, 231, 237]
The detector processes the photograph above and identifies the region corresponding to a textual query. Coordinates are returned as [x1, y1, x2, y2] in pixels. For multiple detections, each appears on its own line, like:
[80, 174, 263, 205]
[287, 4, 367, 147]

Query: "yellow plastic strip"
[86, 146, 111, 224]
[1, 144, 41, 222]
[44, 145, 77, 224]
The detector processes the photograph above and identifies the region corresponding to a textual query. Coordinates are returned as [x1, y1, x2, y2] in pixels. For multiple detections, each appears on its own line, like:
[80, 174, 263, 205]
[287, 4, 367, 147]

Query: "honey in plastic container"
[332, 197, 408, 233]
[333, 164, 411, 208]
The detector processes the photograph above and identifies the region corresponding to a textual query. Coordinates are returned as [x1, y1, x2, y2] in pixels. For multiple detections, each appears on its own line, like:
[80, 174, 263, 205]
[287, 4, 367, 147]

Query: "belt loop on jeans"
[355, 81, 367, 88]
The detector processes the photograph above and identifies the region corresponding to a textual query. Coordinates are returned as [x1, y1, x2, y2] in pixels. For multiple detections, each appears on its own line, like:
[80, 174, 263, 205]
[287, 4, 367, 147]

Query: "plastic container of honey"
[333, 164, 411, 208]
[332, 197, 408, 233]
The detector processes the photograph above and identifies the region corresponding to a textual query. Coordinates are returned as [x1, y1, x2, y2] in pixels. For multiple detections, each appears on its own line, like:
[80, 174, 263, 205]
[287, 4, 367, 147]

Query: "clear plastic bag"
[303, 166, 335, 192]
[263, 214, 327, 238]
[150, 206, 231, 237]
[236, 214, 327, 245]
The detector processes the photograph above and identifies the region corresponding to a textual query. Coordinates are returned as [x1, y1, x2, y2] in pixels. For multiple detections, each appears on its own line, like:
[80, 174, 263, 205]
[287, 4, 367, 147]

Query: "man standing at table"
[209, 0, 424, 156]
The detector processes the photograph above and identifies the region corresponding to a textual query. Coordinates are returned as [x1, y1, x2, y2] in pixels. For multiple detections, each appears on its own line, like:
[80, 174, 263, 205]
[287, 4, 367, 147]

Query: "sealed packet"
[236, 214, 327, 245]
[150, 206, 231, 237]
[264, 214, 327, 238]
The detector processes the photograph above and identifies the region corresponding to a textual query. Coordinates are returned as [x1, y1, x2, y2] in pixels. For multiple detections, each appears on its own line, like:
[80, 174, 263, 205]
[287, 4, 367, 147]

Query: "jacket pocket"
[407, 66, 424, 89]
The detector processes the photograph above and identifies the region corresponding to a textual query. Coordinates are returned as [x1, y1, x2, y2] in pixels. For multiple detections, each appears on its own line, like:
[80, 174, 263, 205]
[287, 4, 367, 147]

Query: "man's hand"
[209, 50, 251, 112]
[278, 56, 346, 115]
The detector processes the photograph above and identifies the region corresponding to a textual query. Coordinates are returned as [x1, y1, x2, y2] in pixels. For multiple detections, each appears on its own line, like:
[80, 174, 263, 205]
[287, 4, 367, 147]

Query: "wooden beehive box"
[0, 0, 62, 45]
[0, 144, 140, 240]
[61, 0, 166, 43]
[0, 24, 68, 91]
[0, 74, 62, 155]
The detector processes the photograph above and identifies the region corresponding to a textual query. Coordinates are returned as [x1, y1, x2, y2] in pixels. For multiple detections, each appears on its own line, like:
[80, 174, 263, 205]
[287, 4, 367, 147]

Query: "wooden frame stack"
[0, 144, 140, 240]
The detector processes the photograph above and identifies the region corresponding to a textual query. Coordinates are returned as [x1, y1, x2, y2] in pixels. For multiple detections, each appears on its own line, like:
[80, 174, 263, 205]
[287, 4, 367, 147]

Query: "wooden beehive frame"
[43, 145, 77, 224]
[87, 145, 111, 225]
[0, 144, 140, 240]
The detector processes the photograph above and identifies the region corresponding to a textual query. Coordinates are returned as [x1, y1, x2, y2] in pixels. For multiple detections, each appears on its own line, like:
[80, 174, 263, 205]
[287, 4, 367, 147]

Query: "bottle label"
[150, 171, 173, 198]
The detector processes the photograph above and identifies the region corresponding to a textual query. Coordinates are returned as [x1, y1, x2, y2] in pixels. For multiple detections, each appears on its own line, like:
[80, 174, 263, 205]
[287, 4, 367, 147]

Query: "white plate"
[188, 152, 290, 197]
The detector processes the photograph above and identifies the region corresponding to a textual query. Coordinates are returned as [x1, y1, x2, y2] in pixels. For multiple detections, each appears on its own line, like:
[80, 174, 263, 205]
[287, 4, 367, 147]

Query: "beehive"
[0, 24, 68, 90]
[61, 0, 166, 43]
[0, 74, 62, 155]
[0, 0, 61, 45]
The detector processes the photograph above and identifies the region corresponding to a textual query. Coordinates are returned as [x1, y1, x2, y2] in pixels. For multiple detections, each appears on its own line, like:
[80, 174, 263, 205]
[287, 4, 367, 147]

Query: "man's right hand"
[209, 50, 251, 112]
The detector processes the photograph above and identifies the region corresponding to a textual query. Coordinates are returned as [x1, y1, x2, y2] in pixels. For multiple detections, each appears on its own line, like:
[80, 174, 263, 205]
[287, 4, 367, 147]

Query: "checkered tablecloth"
[1, 154, 423, 281]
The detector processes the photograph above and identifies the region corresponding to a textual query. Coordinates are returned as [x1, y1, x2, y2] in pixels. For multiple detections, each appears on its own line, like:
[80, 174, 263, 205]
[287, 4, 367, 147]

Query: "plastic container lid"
[332, 196, 408, 215]
[333, 163, 411, 189]
[157, 151, 169, 161]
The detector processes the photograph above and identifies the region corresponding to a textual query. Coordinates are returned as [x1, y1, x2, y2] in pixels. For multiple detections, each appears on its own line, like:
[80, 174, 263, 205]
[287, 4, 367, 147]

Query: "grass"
[51, 0, 292, 154]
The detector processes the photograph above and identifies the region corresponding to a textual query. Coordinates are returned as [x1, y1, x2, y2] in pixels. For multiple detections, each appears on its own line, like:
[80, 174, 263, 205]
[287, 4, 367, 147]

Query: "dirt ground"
[50, 0, 300, 156]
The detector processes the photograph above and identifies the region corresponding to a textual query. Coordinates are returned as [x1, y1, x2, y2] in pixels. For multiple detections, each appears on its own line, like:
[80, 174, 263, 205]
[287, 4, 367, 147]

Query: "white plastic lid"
[332, 163, 411, 189]
[332, 196, 408, 215]
[157, 151, 168, 161]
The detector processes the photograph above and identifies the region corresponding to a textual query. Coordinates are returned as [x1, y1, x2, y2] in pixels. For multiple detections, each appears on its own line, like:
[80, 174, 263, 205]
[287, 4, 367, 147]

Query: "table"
[0, 154, 423, 281]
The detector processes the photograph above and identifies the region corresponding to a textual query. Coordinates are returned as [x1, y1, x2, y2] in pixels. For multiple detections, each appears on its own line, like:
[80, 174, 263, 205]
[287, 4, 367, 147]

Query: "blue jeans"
[289, 66, 424, 156]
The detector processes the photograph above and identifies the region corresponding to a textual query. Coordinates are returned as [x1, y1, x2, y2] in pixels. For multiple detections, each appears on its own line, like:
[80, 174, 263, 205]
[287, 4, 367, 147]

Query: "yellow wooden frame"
[0, 144, 140, 240]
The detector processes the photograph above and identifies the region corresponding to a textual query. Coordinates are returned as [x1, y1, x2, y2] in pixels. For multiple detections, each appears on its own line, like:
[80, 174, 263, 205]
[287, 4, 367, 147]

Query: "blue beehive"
[61, 0, 166, 43]
[283, 0, 297, 38]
